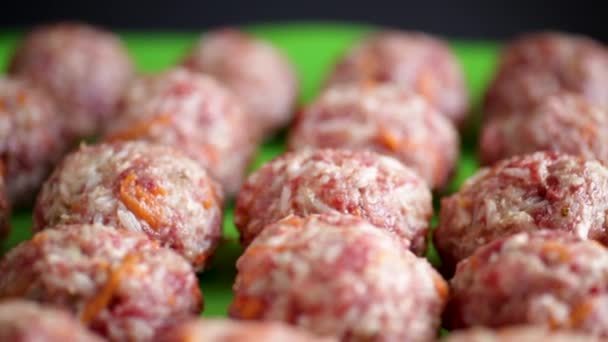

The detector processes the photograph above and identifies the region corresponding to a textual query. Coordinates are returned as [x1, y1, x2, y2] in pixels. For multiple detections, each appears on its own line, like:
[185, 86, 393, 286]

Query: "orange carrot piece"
[541, 242, 571, 262]
[119, 172, 167, 229]
[106, 114, 171, 142]
[569, 301, 593, 327]
[81, 254, 140, 325]
[433, 273, 449, 300]
[377, 128, 401, 151]
[232, 295, 264, 319]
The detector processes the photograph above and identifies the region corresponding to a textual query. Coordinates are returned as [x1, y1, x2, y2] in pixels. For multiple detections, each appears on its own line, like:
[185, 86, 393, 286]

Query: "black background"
[1, 0, 605, 41]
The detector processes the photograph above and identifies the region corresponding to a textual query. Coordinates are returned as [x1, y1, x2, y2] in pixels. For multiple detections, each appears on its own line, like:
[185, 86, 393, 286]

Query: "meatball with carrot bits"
[0, 224, 202, 341]
[0, 300, 104, 342]
[33, 142, 223, 271]
[230, 214, 447, 341]
[326, 31, 469, 126]
[289, 83, 459, 189]
[446, 230, 608, 338]
[106, 68, 256, 197]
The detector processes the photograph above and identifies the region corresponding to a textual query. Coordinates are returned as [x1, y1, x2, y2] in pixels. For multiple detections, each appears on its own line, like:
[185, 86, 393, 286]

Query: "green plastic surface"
[1, 23, 499, 317]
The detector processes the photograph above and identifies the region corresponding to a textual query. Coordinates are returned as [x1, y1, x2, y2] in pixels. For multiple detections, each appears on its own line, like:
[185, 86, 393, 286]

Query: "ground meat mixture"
[444, 326, 603, 342]
[183, 28, 298, 139]
[326, 31, 469, 125]
[480, 94, 608, 166]
[498, 31, 608, 73]
[159, 319, 333, 342]
[484, 32, 608, 119]
[33, 142, 223, 271]
[106, 67, 256, 197]
[0, 300, 104, 342]
[0, 224, 202, 341]
[288, 83, 459, 189]
[9, 22, 134, 140]
[230, 214, 447, 341]
[446, 230, 608, 338]
[0, 77, 66, 207]
[234, 149, 432, 254]
[435, 151, 608, 273]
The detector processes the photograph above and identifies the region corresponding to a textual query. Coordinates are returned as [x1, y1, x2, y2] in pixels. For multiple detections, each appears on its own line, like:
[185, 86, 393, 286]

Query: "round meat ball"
[326, 31, 469, 125]
[182, 28, 298, 139]
[446, 230, 608, 337]
[480, 94, 608, 166]
[484, 65, 568, 119]
[106, 67, 256, 197]
[229, 214, 447, 342]
[288, 83, 459, 189]
[0, 300, 103, 342]
[443, 326, 602, 342]
[33, 142, 223, 271]
[0, 77, 66, 207]
[0, 166, 10, 243]
[484, 33, 608, 119]
[498, 31, 607, 72]
[234, 149, 432, 254]
[9, 22, 134, 140]
[435, 151, 608, 273]
[0, 224, 202, 341]
[159, 319, 332, 342]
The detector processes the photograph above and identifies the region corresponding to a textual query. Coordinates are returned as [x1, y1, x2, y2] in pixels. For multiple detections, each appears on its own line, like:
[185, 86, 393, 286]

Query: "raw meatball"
[0, 77, 66, 207]
[0, 224, 202, 341]
[9, 22, 134, 140]
[234, 149, 432, 254]
[480, 94, 608, 165]
[446, 230, 608, 337]
[0, 166, 10, 243]
[484, 32, 608, 119]
[326, 31, 468, 125]
[159, 319, 333, 342]
[498, 31, 608, 73]
[183, 28, 298, 139]
[106, 67, 256, 197]
[443, 326, 602, 342]
[288, 83, 459, 189]
[435, 151, 608, 273]
[0, 300, 103, 342]
[33, 142, 223, 271]
[230, 214, 447, 342]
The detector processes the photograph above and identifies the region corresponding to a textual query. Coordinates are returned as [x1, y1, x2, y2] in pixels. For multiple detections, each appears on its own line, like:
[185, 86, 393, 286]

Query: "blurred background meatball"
[0, 77, 66, 207]
[327, 31, 469, 126]
[480, 94, 608, 165]
[483, 32, 608, 119]
[443, 326, 602, 342]
[107, 67, 256, 197]
[159, 319, 332, 342]
[9, 22, 134, 141]
[289, 83, 459, 189]
[0, 300, 103, 342]
[183, 28, 299, 139]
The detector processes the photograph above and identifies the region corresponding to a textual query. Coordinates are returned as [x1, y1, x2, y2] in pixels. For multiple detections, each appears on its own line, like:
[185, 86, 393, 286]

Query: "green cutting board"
[0, 22, 499, 317]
